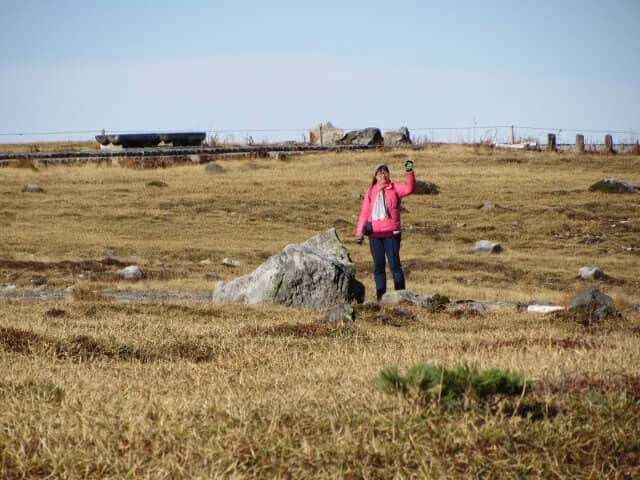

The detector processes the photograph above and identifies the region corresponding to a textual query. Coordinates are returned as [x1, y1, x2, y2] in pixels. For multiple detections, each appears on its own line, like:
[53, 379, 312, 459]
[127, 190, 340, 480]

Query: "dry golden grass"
[0, 140, 99, 154]
[1, 145, 639, 478]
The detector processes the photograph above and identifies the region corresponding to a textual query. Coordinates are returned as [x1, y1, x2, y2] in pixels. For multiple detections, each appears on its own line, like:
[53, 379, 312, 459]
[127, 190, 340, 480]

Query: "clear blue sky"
[1, 0, 639, 144]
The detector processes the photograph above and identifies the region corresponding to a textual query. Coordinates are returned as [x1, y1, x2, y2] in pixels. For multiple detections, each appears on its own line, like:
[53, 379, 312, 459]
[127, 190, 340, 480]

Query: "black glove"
[405, 160, 414, 171]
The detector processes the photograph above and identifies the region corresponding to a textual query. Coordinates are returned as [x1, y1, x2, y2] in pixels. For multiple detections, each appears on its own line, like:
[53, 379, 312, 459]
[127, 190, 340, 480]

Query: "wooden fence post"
[604, 134, 614, 154]
[510, 125, 515, 144]
[547, 133, 556, 152]
[576, 134, 585, 153]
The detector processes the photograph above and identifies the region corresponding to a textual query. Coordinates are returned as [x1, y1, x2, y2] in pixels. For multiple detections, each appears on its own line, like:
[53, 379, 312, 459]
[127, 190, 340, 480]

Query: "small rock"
[205, 272, 219, 279]
[453, 302, 487, 318]
[22, 184, 45, 193]
[199, 259, 213, 265]
[221, 258, 242, 267]
[578, 266, 608, 280]
[589, 177, 640, 194]
[478, 202, 496, 210]
[527, 305, 564, 314]
[468, 240, 502, 254]
[205, 163, 226, 174]
[392, 307, 414, 318]
[30, 276, 47, 286]
[44, 308, 66, 318]
[117, 265, 145, 279]
[319, 303, 355, 323]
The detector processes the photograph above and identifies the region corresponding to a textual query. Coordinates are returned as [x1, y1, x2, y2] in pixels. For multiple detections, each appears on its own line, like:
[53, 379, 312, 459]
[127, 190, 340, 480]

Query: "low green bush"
[375, 362, 530, 410]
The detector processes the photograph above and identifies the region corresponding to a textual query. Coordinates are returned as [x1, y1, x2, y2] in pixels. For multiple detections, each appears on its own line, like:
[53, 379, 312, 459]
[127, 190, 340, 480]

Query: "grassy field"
[1, 145, 639, 478]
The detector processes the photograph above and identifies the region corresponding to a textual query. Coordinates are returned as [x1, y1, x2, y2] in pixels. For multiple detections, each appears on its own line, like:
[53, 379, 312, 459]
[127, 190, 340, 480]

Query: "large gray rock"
[568, 288, 617, 323]
[338, 128, 383, 146]
[383, 127, 412, 146]
[212, 229, 365, 308]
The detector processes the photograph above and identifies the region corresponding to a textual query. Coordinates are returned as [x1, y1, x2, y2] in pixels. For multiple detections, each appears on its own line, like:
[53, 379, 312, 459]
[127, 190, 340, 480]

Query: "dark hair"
[371, 165, 390, 186]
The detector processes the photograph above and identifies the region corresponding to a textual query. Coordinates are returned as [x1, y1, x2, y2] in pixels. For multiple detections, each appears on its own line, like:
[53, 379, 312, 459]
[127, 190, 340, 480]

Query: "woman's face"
[375, 168, 390, 184]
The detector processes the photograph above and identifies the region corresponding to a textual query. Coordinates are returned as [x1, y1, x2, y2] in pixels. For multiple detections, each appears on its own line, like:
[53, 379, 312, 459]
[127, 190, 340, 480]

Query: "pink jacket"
[356, 170, 415, 237]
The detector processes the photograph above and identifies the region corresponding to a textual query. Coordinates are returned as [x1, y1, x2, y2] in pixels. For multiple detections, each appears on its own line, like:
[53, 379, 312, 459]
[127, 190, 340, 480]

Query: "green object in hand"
[405, 160, 414, 171]
[356, 236, 364, 245]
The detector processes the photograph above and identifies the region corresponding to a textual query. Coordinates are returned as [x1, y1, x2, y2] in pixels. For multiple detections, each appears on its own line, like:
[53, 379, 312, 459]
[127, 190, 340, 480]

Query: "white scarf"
[372, 188, 389, 220]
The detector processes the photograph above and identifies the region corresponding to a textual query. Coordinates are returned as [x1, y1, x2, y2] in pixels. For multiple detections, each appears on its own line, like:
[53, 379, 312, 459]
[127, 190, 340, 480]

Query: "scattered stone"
[30, 276, 47, 286]
[44, 308, 66, 318]
[478, 202, 496, 210]
[414, 180, 440, 195]
[452, 302, 487, 318]
[568, 288, 617, 323]
[308, 122, 345, 146]
[578, 266, 608, 281]
[222, 258, 242, 267]
[146, 181, 168, 187]
[392, 307, 414, 318]
[205, 272, 219, 279]
[117, 265, 145, 280]
[383, 127, 412, 146]
[22, 184, 45, 193]
[526, 305, 564, 314]
[348, 192, 362, 198]
[589, 177, 640, 194]
[319, 303, 355, 324]
[337, 128, 384, 146]
[212, 228, 365, 309]
[205, 163, 226, 174]
[380, 290, 449, 308]
[466, 240, 502, 254]
[199, 259, 212, 265]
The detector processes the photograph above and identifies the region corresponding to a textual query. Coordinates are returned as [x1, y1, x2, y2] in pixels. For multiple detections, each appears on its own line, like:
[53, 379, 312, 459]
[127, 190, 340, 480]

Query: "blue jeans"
[369, 235, 405, 299]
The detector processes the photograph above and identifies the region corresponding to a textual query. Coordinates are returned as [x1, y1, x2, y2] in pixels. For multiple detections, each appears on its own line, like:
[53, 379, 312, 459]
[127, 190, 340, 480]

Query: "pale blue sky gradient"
[1, 0, 639, 144]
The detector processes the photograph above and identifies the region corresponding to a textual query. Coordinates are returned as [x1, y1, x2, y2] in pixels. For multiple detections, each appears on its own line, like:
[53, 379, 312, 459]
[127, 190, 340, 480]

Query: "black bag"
[363, 221, 373, 236]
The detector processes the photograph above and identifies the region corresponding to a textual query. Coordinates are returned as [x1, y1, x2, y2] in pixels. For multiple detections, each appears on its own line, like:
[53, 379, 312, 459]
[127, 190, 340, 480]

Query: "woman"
[356, 160, 415, 300]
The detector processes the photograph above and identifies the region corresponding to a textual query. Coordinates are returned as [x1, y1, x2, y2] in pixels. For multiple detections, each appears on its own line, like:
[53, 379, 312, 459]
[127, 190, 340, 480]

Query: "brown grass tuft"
[239, 321, 366, 339]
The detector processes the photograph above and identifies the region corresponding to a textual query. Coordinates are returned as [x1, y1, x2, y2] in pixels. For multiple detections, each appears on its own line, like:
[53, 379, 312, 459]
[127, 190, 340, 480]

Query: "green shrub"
[375, 362, 530, 410]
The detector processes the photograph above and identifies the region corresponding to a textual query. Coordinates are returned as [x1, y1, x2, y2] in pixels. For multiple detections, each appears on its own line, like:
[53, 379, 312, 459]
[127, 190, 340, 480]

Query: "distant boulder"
[118, 265, 145, 280]
[578, 266, 608, 281]
[383, 127, 412, 146]
[467, 240, 502, 254]
[589, 177, 640, 193]
[338, 128, 383, 146]
[309, 122, 345, 146]
[212, 229, 365, 309]
[205, 163, 226, 174]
